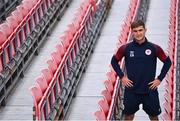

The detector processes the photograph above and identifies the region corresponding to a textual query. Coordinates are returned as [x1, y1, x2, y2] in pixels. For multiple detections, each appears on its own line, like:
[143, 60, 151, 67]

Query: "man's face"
[132, 26, 146, 41]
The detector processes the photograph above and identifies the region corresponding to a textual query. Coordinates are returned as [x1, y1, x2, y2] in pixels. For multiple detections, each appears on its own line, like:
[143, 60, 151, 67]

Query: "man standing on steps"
[111, 20, 171, 121]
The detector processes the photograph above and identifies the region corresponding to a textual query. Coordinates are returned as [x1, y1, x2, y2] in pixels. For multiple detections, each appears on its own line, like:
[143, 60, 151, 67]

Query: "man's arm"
[156, 45, 172, 81]
[111, 56, 124, 78]
[111, 45, 126, 79]
[111, 45, 134, 87]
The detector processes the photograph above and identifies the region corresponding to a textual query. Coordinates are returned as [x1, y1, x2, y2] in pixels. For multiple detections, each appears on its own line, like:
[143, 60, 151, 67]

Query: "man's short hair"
[131, 20, 145, 29]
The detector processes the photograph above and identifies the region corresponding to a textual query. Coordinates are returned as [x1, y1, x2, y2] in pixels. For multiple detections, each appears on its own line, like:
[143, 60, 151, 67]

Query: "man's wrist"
[119, 74, 125, 79]
[157, 76, 162, 81]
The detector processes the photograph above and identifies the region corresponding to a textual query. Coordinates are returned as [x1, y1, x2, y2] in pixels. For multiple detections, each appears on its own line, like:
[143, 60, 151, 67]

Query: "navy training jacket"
[111, 38, 172, 94]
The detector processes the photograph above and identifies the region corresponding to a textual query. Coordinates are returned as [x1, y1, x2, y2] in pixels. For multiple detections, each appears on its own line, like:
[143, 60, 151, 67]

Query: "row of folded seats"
[161, 0, 178, 120]
[0, 0, 70, 106]
[176, 0, 180, 120]
[0, 0, 22, 22]
[94, 0, 150, 120]
[29, 0, 112, 120]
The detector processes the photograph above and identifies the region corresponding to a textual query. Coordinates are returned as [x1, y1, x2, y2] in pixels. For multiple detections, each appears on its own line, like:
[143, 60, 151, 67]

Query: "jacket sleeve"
[111, 45, 126, 79]
[156, 45, 172, 81]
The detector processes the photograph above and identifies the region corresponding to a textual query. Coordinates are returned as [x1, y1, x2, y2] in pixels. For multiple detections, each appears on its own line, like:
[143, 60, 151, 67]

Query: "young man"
[111, 20, 172, 121]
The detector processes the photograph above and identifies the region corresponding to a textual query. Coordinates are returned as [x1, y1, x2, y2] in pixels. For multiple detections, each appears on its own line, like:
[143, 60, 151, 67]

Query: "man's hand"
[148, 79, 161, 89]
[121, 76, 133, 88]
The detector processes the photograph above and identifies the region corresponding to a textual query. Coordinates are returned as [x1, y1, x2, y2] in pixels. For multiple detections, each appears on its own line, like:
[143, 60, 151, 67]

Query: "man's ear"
[145, 28, 147, 32]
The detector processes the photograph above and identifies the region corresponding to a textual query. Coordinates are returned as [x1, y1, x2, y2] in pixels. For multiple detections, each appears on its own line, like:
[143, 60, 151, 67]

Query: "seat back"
[101, 89, 112, 105]
[29, 84, 43, 118]
[41, 68, 53, 84]
[0, 31, 7, 45]
[47, 59, 58, 74]
[104, 80, 114, 95]
[36, 76, 48, 93]
[98, 99, 109, 116]
[94, 110, 106, 121]
[51, 51, 62, 65]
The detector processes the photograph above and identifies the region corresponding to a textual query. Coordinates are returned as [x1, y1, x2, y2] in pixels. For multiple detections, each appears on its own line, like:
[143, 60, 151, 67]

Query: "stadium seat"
[0, 23, 13, 37]
[6, 16, 18, 30]
[60, 35, 71, 50]
[163, 101, 172, 116]
[51, 51, 62, 65]
[35, 76, 48, 93]
[32, 0, 39, 6]
[41, 68, 53, 84]
[72, 20, 80, 30]
[16, 5, 29, 18]
[11, 10, 23, 24]
[74, 10, 84, 23]
[101, 89, 112, 105]
[22, 0, 34, 13]
[80, 0, 90, 12]
[67, 23, 77, 35]
[55, 44, 65, 58]
[94, 110, 106, 120]
[104, 80, 114, 95]
[98, 99, 109, 116]
[161, 112, 171, 121]
[0, 30, 7, 45]
[165, 83, 173, 96]
[47, 59, 58, 74]
[29, 84, 43, 120]
[106, 71, 117, 86]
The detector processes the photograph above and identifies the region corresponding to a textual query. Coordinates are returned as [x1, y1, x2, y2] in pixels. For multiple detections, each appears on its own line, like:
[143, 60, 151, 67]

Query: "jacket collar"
[133, 37, 148, 46]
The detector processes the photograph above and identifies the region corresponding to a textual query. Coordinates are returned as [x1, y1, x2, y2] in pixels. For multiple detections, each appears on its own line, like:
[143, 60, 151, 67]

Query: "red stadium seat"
[60, 35, 69, 50]
[98, 99, 109, 116]
[164, 92, 172, 104]
[94, 110, 106, 121]
[80, 0, 90, 12]
[29, 84, 43, 120]
[0, 31, 7, 45]
[6, 16, 18, 30]
[161, 112, 171, 121]
[104, 80, 114, 95]
[55, 44, 65, 58]
[47, 59, 58, 74]
[11, 10, 23, 24]
[74, 10, 84, 23]
[60, 30, 74, 49]
[16, 5, 29, 18]
[0, 23, 13, 37]
[22, 0, 33, 13]
[21, 0, 33, 13]
[51, 51, 62, 65]
[163, 101, 172, 116]
[32, 0, 39, 6]
[72, 20, 80, 30]
[41, 69, 53, 84]
[106, 71, 117, 86]
[35, 76, 48, 93]
[101, 89, 112, 105]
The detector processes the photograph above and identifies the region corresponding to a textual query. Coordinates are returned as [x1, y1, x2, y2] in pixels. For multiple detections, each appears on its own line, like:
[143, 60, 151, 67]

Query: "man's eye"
[133, 29, 143, 32]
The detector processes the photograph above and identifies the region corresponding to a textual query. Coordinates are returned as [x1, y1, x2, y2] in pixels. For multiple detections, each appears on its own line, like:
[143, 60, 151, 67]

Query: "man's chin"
[136, 38, 144, 41]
